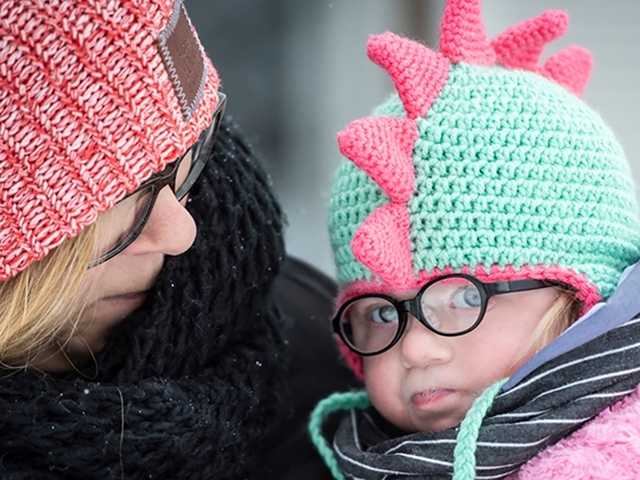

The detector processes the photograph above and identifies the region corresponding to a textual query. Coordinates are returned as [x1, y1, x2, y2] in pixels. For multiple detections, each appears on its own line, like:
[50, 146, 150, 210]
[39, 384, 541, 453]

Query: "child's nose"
[399, 316, 453, 369]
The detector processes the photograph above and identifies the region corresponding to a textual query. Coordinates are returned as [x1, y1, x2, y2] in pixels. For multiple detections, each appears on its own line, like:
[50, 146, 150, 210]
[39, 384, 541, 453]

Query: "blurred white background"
[186, 0, 640, 277]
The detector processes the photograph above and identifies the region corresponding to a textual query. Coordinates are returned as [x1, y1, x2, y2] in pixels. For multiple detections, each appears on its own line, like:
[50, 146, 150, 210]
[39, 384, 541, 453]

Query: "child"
[310, 0, 640, 478]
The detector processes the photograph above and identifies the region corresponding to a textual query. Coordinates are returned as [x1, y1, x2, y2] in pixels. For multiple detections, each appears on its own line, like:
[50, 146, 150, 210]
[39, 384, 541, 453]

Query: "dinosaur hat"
[328, 0, 640, 377]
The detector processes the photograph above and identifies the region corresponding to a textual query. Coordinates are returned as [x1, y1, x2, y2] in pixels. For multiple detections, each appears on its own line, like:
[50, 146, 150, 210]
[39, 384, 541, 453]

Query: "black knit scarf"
[0, 119, 289, 480]
[328, 264, 640, 479]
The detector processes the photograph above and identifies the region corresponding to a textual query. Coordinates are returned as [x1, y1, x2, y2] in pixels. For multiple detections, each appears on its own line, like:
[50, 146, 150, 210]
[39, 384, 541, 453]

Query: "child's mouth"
[410, 388, 455, 409]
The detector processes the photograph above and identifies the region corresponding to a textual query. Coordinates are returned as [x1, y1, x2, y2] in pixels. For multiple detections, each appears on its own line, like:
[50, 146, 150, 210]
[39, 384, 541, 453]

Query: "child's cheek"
[457, 318, 535, 391]
[363, 354, 411, 430]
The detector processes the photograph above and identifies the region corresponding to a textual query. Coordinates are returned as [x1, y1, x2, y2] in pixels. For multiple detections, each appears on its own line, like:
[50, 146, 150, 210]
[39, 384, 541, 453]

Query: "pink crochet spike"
[352, 203, 414, 287]
[542, 45, 593, 96]
[439, 0, 496, 65]
[337, 117, 417, 204]
[367, 32, 450, 120]
[492, 10, 569, 70]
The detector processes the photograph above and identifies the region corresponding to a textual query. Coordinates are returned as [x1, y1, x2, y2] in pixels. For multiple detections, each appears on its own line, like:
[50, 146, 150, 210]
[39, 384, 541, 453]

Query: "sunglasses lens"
[89, 185, 156, 266]
[89, 93, 226, 268]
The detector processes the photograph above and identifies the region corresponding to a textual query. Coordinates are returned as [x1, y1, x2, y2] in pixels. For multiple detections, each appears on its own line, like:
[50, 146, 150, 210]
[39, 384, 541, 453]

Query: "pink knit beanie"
[0, 0, 220, 281]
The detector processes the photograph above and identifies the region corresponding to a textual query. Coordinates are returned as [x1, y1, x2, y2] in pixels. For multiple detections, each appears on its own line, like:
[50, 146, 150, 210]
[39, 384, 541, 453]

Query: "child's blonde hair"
[534, 288, 581, 348]
[0, 224, 98, 368]
[511, 286, 582, 371]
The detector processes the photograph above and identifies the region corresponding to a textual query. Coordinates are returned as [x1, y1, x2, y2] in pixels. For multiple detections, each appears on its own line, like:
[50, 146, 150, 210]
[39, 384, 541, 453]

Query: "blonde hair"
[511, 286, 582, 371]
[0, 224, 98, 368]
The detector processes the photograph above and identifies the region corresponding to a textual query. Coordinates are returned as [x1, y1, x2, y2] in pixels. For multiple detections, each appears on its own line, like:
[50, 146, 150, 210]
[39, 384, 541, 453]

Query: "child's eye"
[369, 305, 399, 324]
[450, 286, 482, 309]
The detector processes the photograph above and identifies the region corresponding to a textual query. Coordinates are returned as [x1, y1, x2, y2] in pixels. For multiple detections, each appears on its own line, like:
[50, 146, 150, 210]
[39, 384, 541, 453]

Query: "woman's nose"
[127, 186, 197, 256]
[399, 316, 453, 369]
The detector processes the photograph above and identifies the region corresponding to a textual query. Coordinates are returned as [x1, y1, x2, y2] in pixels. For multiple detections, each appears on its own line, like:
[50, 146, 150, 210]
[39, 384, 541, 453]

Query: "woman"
[0, 1, 292, 478]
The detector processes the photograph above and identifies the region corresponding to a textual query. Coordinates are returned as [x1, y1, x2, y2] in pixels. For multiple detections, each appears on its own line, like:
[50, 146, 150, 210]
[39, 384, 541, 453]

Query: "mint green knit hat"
[329, 1, 640, 328]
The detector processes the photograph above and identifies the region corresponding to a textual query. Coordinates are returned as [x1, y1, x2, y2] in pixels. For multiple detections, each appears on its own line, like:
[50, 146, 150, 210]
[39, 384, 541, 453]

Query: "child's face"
[363, 286, 560, 433]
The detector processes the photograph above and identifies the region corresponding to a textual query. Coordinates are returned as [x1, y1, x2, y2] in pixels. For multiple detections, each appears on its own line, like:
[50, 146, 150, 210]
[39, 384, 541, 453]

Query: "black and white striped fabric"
[332, 264, 640, 479]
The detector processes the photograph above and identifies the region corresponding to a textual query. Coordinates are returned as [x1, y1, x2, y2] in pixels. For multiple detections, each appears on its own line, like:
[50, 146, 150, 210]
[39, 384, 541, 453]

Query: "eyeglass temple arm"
[489, 279, 554, 295]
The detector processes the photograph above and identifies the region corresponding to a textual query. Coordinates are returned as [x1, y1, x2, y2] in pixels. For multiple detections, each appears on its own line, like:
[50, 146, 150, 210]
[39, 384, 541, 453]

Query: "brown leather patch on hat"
[157, 0, 207, 121]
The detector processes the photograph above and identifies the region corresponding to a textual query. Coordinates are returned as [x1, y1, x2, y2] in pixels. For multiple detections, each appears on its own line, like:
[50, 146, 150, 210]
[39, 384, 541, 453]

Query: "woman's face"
[363, 286, 560, 433]
[40, 153, 197, 370]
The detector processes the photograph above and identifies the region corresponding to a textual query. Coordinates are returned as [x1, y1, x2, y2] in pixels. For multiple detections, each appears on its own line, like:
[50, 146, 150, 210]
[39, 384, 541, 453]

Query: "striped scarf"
[317, 263, 640, 479]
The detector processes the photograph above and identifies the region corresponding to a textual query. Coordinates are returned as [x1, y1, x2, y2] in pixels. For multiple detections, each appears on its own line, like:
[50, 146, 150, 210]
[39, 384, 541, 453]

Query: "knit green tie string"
[308, 390, 370, 480]
[453, 379, 508, 480]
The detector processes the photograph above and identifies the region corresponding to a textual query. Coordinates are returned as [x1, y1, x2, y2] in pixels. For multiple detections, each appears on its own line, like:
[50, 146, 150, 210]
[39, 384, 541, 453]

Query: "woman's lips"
[410, 388, 455, 409]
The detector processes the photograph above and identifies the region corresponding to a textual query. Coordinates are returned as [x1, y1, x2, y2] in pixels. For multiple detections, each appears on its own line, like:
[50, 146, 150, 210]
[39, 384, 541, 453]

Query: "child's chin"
[411, 416, 462, 434]
[406, 404, 469, 433]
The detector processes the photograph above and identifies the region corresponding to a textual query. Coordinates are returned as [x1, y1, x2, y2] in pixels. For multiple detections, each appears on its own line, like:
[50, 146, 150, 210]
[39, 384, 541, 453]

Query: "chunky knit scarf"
[0, 119, 288, 480]
[312, 264, 640, 480]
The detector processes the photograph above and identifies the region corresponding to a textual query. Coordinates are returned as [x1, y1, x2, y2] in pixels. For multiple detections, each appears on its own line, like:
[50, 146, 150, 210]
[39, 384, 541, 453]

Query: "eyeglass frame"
[88, 92, 227, 268]
[333, 273, 563, 356]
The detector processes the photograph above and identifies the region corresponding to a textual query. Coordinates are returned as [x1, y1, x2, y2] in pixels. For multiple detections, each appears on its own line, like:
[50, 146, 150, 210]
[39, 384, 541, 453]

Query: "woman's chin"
[92, 293, 148, 328]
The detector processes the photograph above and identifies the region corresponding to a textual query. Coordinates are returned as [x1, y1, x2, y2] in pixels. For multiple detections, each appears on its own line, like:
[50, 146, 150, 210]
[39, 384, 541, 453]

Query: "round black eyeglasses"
[89, 92, 227, 267]
[333, 273, 560, 356]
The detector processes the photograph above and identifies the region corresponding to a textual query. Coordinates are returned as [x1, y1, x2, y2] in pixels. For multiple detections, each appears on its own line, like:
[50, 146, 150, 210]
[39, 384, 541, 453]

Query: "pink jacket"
[508, 386, 640, 479]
